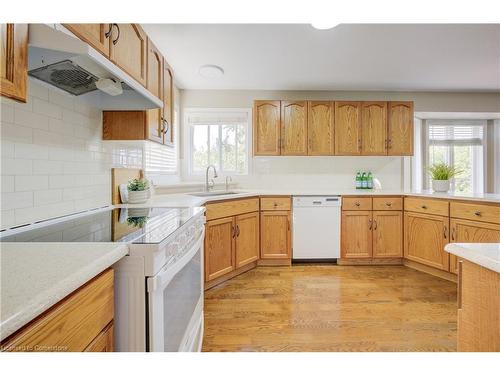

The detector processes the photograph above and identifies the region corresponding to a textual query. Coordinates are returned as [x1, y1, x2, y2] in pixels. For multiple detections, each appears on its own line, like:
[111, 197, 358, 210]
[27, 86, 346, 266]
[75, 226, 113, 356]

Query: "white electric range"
[0, 205, 206, 352]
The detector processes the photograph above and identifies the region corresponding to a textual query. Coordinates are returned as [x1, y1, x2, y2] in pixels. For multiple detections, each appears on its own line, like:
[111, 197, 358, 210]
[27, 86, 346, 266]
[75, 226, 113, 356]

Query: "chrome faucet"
[205, 165, 218, 192]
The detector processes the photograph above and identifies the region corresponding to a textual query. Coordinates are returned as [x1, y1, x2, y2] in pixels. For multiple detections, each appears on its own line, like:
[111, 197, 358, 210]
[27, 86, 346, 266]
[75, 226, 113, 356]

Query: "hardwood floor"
[202, 265, 457, 352]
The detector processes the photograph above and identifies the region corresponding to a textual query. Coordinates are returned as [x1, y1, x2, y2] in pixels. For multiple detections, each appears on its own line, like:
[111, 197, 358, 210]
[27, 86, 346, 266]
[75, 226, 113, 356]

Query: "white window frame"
[183, 108, 252, 178]
[423, 119, 487, 194]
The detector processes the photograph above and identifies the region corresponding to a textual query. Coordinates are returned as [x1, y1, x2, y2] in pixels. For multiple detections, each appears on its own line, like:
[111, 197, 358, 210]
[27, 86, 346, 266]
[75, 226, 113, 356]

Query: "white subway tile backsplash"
[28, 80, 49, 100]
[49, 147, 74, 161]
[49, 175, 79, 189]
[1, 122, 33, 143]
[1, 191, 33, 210]
[49, 118, 74, 135]
[1, 210, 16, 228]
[33, 98, 63, 119]
[2, 141, 15, 158]
[34, 189, 63, 205]
[1, 104, 14, 123]
[14, 107, 50, 130]
[15, 201, 75, 225]
[1, 175, 15, 193]
[1, 158, 32, 175]
[33, 129, 65, 147]
[33, 160, 64, 175]
[62, 108, 87, 126]
[48, 90, 74, 110]
[15, 175, 49, 191]
[14, 143, 49, 160]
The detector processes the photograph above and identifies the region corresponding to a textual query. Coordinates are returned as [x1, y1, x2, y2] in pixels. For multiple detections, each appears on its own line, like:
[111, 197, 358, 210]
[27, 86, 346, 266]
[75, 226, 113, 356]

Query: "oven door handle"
[147, 228, 205, 292]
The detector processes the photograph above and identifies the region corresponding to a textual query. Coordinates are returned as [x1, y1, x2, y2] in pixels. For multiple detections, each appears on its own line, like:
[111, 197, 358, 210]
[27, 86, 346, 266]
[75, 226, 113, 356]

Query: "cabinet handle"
[112, 24, 120, 45]
[388, 139, 392, 149]
[474, 211, 482, 217]
[451, 226, 456, 241]
[236, 225, 240, 237]
[385, 202, 392, 207]
[368, 219, 372, 230]
[421, 205, 427, 209]
[358, 138, 361, 149]
[104, 24, 113, 38]
[384, 139, 388, 149]
[458, 260, 463, 309]
[231, 225, 236, 238]
[287, 218, 290, 231]
[443, 225, 447, 239]
[373, 220, 377, 230]
[355, 202, 360, 207]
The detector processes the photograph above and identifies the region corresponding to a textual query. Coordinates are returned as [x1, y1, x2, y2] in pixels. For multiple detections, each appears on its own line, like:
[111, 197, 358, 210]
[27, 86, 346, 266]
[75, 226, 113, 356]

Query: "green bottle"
[355, 171, 361, 189]
[367, 172, 373, 189]
[361, 172, 367, 189]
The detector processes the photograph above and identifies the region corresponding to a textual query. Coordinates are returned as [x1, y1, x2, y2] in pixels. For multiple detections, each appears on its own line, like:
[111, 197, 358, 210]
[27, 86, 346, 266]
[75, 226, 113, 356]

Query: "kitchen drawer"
[450, 201, 500, 225]
[260, 196, 291, 211]
[342, 197, 372, 211]
[404, 197, 449, 216]
[205, 198, 259, 221]
[373, 197, 403, 211]
[2, 269, 114, 352]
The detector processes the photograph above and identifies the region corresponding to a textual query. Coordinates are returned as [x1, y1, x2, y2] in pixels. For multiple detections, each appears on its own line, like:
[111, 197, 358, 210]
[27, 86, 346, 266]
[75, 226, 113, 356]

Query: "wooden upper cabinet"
[63, 24, 112, 57]
[235, 212, 260, 268]
[205, 217, 235, 281]
[253, 100, 281, 155]
[1, 24, 28, 102]
[388, 101, 414, 156]
[341, 211, 373, 258]
[404, 211, 449, 271]
[280, 101, 308, 155]
[109, 24, 147, 87]
[334, 101, 362, 155]
[162, 61, 174, 145]
[260, 211, 291, 259]
[372, 211, 402, 258]
[361, 101, 387, 155]
[307, 101, 334, 155]
[146, 38, 163, 100]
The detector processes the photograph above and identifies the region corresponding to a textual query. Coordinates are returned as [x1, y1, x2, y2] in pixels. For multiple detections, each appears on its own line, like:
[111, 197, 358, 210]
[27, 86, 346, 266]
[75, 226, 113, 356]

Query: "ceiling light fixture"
[310, 22, 339, 30]
[198, 64, 224, 79]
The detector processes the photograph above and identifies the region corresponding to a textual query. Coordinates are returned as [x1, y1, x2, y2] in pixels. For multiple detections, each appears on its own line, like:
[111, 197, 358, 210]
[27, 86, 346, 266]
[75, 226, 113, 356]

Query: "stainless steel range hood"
[28, 24, 163, 110]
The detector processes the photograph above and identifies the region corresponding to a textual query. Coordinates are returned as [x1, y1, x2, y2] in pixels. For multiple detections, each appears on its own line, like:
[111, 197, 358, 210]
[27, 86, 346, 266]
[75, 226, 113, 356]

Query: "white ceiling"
[142, 24, 500, 92]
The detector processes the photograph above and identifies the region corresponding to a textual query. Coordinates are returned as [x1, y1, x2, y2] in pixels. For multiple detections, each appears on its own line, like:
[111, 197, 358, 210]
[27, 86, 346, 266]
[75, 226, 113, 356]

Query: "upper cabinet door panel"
[1, 24, 28, 102]
[109, 24, 147, 87]
[162, 61, 174, 145]
[361, 101, 387, 155]
[253, 100, 281, 156]
[388, 101, 414, 156]
[281, 101, 308, 155]
[334, 101, 362, 155]
[146, 38, 163, 100]
[63, 24, 112, 57]
[308, 101, 334, 155]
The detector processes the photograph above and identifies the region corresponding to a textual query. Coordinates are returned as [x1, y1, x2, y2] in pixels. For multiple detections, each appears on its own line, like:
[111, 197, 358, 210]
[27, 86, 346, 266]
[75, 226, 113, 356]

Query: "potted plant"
[127, 178, 150, 204]
[428, 163, 462, 192]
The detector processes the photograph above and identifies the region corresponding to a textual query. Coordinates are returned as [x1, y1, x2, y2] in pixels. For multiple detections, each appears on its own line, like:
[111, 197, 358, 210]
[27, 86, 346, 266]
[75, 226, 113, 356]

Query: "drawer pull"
[421, 205, 427, 209]
[355, 202, 361, 207]
[385, 202, 392, 207]
[474, 211, 482, 217]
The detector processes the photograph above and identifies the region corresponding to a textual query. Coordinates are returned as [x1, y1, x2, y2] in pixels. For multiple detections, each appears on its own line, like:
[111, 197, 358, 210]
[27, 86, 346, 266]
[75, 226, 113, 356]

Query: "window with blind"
[185, 109, 250, 176]
[425, 120, 486, 194]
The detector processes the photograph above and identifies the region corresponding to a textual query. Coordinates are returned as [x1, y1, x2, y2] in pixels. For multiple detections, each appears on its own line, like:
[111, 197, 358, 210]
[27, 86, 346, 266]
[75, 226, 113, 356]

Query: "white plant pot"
[432, 180, 450, 192]
[127, 189, 150, 204]
[127, 207, 151, 218]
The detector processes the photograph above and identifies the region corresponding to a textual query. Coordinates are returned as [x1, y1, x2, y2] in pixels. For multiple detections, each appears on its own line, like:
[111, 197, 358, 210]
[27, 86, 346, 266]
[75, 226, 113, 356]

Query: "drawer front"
[2, 269, 114, 352]
[342, 197, 372, 211]
[260, 196, 291, 211]
[404, 197, 449, 216]
[205, 198, 259, 221]
[450, 201, 500, 225]
[373, 197, 403, 211]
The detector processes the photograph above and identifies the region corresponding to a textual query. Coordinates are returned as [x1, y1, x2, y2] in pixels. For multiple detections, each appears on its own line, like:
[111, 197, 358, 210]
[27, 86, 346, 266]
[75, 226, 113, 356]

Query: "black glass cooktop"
[0, 207, 204, 244]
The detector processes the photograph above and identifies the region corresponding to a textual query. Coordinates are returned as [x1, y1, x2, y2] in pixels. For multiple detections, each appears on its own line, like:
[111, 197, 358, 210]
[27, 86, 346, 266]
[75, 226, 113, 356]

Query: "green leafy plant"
[428, 163, 462, 181]
[127, 216, 149, 228]
[127, 179, 150, 192]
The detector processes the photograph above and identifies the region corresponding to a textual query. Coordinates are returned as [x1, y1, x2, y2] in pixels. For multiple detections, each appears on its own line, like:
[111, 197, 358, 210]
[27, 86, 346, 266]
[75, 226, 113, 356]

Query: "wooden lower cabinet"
[341, 211, 372, 258]
[372, 211, 403, 258]
[260, 211, 291, 259]
[449, 218, 500, 274]
[458, 260, 500, 351]
[404, 212, 449, 271]
[1, 269, 114, 352]
[235, 212, 260, 268]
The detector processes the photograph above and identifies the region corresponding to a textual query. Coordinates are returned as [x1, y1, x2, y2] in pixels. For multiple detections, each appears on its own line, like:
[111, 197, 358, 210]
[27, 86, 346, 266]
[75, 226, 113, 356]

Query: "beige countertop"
[0, 242, 128, 341]
[445, 243, 500, 273]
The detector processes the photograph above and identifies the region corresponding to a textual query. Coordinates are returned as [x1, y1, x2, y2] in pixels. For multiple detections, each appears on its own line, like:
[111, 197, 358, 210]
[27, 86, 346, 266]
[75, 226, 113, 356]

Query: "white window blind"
[428, 123, 484, 146]
[145, 141, 177, 175]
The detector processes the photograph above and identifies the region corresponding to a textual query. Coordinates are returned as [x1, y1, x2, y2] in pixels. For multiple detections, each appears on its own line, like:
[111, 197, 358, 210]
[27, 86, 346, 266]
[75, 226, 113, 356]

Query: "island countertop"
[445, 243, 500, 273]
[0, 242, 128, 341]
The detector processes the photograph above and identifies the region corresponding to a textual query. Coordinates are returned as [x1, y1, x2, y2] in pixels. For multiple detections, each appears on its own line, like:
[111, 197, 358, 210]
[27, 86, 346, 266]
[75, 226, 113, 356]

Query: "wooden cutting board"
[111, 168, 143, 204]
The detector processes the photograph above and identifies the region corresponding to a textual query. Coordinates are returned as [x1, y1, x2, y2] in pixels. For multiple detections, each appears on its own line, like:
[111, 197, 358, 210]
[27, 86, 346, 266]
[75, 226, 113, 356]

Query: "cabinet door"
[146, 38, 163, 100]
[253, 100, 281, 155]
[63, 24, 112, 57]
[109, 24, 147, 87]
[84, 323, 114, 352]
[404, 212, 449, 270]
[235, 212, 260, 268]
[341, 211, 372, 258]
[373, 211, 402, 258]
[260, 211, 290, 259]
[146, 109, 163, 143]
[388, 101, 413, 156]
[205, 217, 235, 281]
[361, 101, 387, 155]
[162, 62, 174, 145]
[334, 101, 362, 155]
[281, 101, 308, 155]
[307, 101, 334, 155]
[1, 24, 28, 102]
[449, 219, 500, 274]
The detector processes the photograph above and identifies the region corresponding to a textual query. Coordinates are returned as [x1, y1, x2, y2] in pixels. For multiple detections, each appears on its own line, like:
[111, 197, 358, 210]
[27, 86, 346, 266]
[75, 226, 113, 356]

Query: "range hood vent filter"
[28, 60, 99, 96]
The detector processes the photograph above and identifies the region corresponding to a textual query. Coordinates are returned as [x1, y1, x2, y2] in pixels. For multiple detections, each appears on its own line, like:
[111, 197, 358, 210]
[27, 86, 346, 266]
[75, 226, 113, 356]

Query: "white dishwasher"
[292, 196, 341, 260]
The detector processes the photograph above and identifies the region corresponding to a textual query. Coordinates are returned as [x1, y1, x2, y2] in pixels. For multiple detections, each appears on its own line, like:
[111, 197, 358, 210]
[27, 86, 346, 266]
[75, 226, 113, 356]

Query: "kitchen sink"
[189, 191, 243, 197]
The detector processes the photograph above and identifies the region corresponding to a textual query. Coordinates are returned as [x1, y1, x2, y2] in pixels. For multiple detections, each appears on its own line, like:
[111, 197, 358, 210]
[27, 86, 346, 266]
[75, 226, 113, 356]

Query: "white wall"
[180, 89, 500, 190]
[0, 79, 144, 230]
